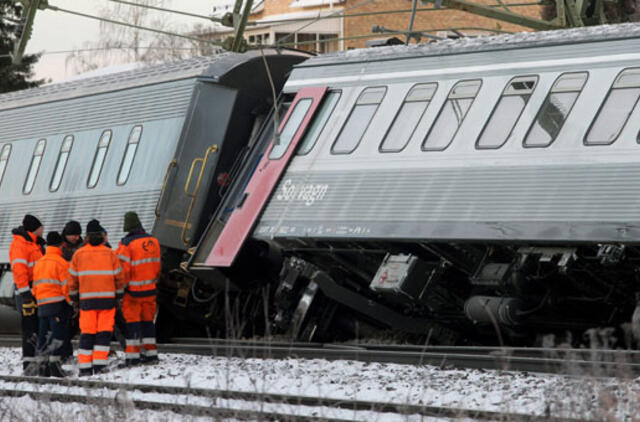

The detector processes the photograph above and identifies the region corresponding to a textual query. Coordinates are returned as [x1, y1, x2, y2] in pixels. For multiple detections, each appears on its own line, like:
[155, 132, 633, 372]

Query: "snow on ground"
[0, 347, 638, 421]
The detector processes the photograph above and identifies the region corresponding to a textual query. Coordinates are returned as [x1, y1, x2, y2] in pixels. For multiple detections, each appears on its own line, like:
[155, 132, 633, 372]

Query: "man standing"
[60, 220, 82, 361]
[116, 212, 161, 365]
[33, 231, 71, 377]
[9, 214, 44, 374]
[68, 220, 125, 375]
[61, 220, 83, 261]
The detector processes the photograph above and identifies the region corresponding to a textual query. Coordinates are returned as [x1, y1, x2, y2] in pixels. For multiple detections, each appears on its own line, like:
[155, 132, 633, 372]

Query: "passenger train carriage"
[191, 24, 640, 345]
[0, 51, 307, 333]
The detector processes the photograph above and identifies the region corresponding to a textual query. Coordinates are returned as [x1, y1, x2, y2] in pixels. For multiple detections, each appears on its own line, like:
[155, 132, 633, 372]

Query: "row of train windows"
[276, 67, 640, 158]
[0, 125, 142, 194]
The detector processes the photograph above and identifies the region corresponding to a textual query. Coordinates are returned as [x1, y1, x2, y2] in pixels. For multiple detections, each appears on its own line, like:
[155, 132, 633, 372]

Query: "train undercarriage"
[157, 238, 640, 349]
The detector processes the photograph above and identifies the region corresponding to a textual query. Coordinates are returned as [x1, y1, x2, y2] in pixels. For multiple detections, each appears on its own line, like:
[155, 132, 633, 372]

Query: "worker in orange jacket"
[68, 220, 125, 375]
[33, 231, 72, 377]
[9, 214, 44, 374]
[116, 212, 161, 365]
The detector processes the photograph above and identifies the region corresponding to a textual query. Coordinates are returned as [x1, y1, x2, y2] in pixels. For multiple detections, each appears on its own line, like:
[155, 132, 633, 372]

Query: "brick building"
[208, 0, 548, 52]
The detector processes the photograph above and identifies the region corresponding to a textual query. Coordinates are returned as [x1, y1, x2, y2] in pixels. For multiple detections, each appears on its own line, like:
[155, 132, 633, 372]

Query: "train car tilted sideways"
[190, 24, 640, 346]
[0, 51, 307, 336]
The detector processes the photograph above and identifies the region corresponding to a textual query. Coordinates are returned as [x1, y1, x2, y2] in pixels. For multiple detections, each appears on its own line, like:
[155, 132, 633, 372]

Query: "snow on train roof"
[0, 50, 288, 111]
[299, 23, 640, 67]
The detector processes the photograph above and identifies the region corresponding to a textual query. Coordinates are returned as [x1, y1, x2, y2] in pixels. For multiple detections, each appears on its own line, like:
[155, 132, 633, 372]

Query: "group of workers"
[9, 211, 161, 377]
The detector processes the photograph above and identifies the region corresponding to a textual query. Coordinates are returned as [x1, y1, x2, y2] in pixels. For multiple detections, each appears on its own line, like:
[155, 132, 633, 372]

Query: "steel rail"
[0, 386, 351, 422]
[0, 374, 589, 422]
[0, 335, 637, 376]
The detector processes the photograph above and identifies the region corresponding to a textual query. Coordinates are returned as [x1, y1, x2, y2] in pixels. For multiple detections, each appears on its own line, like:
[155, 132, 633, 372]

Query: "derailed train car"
[190, 24, 640, 346]
[0, 51, 307, 334]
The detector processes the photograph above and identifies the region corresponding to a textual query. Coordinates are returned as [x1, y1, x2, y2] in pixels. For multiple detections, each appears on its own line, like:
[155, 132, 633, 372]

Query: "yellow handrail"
[181, 145, 218, 245]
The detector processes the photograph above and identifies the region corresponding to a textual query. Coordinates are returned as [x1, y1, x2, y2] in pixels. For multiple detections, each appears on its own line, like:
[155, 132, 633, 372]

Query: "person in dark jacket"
[60, 220, 83, 361]
[34, 231, 71, 377]
[61, 220, 83, 262]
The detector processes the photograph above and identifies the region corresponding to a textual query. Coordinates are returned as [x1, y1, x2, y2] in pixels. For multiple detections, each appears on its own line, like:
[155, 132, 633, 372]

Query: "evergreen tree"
[0, 0, 44, 94]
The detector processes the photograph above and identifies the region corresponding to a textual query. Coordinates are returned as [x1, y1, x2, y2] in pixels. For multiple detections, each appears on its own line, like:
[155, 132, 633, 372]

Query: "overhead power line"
[45, 4, 223, 46]
[105, 0, 227, 23]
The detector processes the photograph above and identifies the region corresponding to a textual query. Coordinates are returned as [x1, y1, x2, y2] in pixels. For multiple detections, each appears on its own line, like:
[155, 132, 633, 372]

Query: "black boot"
[141, 355, 159, 365]
[79, 367, 93, 376]
[38, 362, 50, 377]
[48, 361, 67, 378]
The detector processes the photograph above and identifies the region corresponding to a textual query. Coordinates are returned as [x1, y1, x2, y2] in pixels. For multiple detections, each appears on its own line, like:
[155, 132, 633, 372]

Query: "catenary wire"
[105, 0, 228, 23]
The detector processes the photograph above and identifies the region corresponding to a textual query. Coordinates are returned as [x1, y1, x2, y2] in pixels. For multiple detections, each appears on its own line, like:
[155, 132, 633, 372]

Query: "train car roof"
[0, 49, 308, 112]
[297, 23, 640, 68]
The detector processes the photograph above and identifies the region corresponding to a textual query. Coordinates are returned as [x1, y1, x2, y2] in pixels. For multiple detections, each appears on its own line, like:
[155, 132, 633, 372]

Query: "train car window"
[332, 86, 387, 154]
[49, 135, 74, 192]
[297, 91, 341, 156]
[88, 130, 112, 188]
[23, 139, 46, 194]
[477, 76, 538, 149]
[117, 125, 143, 185]
[422, 80, 481, 151]
[380, 83, 437, 153]
[269, 98, 313, 160]
[585, 68, 640, 145]
[0, 144, 11, 187]
[525, 72, 588, 148]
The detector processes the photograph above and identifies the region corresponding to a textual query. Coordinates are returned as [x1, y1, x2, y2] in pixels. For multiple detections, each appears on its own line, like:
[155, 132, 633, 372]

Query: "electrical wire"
[106, 0, 226, 23]
[46, 4, 223, 46]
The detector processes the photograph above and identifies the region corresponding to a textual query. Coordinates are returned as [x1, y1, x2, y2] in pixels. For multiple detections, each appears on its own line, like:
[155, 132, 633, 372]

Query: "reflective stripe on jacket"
[68, 244, 126, 310]
[32, 246, 71, 313]
[9, 227, 43, 295]
[116, 231, 160, 298]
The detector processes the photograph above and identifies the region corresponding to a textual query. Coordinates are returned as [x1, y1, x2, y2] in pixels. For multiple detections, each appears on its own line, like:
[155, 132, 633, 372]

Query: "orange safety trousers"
[78, 308, 115, 370]
[123, 295, 157, 362]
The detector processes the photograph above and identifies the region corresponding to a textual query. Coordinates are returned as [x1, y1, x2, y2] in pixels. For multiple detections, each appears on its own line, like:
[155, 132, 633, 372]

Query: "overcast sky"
[25, 0, 222, 82]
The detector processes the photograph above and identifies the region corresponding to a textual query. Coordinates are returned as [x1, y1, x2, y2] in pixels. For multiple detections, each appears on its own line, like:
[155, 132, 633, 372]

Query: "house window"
[50, 135, 74, 192]
[525, 72, 588, 148]
[422, 80, 481, 151]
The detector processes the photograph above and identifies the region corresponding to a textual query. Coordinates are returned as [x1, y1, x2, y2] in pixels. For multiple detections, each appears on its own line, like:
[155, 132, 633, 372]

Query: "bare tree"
[66, 0, 219, 74]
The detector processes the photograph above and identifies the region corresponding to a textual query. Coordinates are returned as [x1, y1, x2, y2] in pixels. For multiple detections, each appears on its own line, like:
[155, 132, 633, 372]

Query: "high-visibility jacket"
[68, 244, 126, 310]
[9, 227, 43, 297]
[32, 246, 71, 315]
[116, 230, 161, 298]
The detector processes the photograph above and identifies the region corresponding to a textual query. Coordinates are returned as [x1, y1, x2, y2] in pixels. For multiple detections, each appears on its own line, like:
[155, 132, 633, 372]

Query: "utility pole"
[11, 0, 47, 64]
[221, 0, 255, 53]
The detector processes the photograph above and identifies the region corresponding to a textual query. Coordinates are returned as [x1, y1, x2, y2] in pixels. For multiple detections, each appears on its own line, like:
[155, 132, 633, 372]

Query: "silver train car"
[0, 51, 307, 335]
[193, 24, 640, 345]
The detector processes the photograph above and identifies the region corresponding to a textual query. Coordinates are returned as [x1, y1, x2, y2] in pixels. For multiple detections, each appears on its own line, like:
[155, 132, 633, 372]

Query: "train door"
[205, 87, 327, 267]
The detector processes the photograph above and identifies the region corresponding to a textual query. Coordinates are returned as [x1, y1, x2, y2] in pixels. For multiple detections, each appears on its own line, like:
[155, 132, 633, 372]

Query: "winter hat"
[22, 214, 42, 233]
[46, 231, 64, 246]
[86, 219, 105, 234]
[123, 212, 143, 233]
[62, 220, 82, 236]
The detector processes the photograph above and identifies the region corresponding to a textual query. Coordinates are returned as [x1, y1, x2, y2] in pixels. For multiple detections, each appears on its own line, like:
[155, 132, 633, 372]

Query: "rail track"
[0, 374, 590, 421]
[0, 334, 638, 377]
